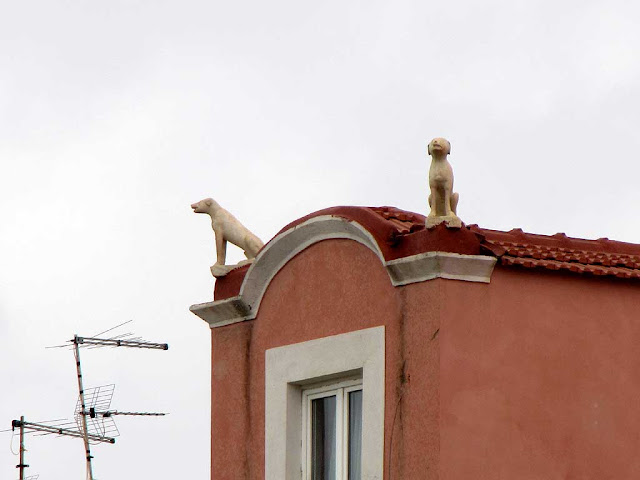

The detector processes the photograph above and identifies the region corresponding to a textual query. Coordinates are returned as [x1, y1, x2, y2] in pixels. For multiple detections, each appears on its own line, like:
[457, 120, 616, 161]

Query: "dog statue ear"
[427, 142, 432, 155]
[205, 199, 213, 206]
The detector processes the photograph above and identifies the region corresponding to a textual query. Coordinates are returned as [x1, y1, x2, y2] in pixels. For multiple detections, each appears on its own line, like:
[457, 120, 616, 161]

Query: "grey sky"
[2, 1, 640, 479]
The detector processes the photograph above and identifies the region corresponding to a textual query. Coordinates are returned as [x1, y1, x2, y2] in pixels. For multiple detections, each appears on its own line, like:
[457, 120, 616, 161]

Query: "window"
[265, 326, 384, 480]
[302, 379, 363, 480]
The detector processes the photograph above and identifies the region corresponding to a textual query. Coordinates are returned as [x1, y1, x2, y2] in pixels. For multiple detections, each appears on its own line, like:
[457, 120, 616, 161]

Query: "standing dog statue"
[426, 137, 462, 228]
[191, 198, 265, 277]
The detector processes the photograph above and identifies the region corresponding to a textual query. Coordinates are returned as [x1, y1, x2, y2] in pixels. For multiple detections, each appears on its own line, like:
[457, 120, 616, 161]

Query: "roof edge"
[191, 215, 495, 328]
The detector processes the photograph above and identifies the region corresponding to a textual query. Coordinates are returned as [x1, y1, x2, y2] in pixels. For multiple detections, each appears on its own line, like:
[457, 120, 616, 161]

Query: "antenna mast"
[73, 337, 95, 480]
[16, 416, 26, 480]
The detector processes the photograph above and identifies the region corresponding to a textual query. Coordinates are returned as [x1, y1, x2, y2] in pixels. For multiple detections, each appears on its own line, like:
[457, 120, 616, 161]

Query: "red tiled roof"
[215, 206, 640, 301]
[279, 206, 640, 279]
[468, 225, 640, 280]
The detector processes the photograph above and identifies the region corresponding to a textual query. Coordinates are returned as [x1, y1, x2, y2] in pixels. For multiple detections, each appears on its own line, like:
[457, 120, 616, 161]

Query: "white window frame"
[301, 379, 363, 480]
[265, 326, 384, 480]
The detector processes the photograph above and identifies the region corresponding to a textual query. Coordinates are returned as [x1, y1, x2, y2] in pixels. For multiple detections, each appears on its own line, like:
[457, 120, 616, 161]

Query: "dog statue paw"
[209, 259, 254, 278]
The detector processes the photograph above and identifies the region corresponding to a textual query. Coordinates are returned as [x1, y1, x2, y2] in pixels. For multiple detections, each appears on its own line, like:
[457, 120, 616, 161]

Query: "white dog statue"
[191, 198, 265, 277]
[426, 137, 462, 228]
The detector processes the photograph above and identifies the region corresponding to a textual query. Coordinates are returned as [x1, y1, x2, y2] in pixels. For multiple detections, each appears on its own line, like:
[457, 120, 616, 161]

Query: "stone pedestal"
[426, 215, 462, 229]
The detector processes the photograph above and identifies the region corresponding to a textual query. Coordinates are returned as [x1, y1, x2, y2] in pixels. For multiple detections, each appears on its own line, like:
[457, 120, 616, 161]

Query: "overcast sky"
[2, 1, 640, 479]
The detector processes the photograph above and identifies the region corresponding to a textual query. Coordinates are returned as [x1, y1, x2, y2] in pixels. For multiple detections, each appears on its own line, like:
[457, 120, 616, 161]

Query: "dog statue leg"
[443, 191, 452, 216]
[211, 236, 233, 277]
[214, 232, 227, 266]
[451, 192, 459, 216]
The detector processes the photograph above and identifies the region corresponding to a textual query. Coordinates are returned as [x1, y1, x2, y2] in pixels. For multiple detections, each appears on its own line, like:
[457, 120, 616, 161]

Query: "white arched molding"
[190, 215, 496, 328]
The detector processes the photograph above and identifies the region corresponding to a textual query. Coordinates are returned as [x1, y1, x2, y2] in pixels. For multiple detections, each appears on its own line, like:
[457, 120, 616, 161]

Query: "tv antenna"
[32, 320, 169, 480]
[73, 383, 166, 443]
[68, 324, 168, 480]
[8, 415, 114, 480]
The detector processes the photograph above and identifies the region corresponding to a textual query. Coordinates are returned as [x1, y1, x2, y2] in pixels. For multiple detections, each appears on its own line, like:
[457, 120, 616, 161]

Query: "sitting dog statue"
[426, 137, 462, 228]
[191, 198, 265, 277]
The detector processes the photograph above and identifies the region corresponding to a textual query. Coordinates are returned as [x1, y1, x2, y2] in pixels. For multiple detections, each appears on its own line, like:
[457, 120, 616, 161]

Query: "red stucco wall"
[439, 268, 640, 479]
[211, 240, 420, 480]
[211, 322, 251, 478]
[210, 238, 640, 479]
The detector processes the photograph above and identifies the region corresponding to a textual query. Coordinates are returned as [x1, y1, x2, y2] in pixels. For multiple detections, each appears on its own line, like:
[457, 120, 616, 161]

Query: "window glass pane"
[312, 395, 337, 480]
[348, 390, 363, 480]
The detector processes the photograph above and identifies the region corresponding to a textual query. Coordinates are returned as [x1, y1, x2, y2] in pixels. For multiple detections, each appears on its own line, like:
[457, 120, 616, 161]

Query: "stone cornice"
[386, 251, 496, 286]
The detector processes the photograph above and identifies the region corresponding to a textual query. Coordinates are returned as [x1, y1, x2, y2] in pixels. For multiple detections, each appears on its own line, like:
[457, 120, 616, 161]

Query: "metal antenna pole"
[17, 415, 27, 480]
[74, 335, 94, 480]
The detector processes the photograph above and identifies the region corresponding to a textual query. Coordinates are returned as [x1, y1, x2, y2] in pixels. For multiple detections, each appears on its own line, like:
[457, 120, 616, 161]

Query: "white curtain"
[312, 396, 337, 480]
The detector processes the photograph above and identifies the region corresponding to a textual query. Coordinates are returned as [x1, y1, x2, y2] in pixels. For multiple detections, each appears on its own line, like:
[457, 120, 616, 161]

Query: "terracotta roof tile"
[500, 255, 640, 280]
[470, 225, 640, 280]
[369, 206, 426, 235]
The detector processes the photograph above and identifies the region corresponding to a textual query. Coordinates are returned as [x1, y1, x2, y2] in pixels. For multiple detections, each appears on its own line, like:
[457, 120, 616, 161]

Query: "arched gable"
[191, 213, 495, 328]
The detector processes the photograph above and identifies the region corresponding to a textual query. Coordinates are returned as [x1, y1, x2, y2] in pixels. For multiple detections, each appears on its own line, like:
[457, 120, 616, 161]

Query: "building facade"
[191, 206, 640, 479]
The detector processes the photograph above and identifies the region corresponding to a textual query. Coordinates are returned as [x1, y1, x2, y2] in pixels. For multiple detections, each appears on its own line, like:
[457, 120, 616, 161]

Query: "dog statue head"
[191, 198, 214, 213]
[427, 137, 451, 156]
